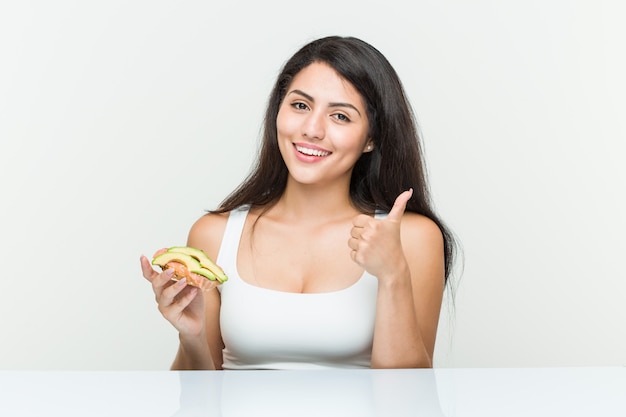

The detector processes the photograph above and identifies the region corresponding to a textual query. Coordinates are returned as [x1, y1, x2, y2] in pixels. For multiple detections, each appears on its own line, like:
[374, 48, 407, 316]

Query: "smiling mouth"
[295, 144, 331, 157]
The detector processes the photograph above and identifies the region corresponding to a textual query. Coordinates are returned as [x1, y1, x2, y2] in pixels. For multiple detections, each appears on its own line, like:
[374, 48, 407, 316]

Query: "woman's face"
[276, 62, 373, 188]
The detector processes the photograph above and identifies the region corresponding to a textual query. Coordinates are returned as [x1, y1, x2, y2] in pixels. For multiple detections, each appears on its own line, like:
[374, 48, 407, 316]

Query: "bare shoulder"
[187, 211, 230, 261]
[399, 212, 445, 274]
[400, 213, 444, 249]
[397, 212, 446, 305]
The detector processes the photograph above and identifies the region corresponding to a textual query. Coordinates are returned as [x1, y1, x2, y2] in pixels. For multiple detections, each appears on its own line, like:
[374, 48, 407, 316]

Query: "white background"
[1, 0, 624, 370]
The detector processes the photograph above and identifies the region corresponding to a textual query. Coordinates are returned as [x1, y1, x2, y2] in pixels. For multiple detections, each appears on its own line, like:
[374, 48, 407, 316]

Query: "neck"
[271, 179, 358, 223]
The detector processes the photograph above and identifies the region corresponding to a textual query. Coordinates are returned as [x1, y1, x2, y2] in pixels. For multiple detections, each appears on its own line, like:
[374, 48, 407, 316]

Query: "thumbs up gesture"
[348, 189, 413, 279]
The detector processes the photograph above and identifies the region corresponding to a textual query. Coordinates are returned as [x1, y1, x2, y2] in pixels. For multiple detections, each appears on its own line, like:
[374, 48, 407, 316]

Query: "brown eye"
[292, 102, 309, 111]
[333, 113, 351, 123]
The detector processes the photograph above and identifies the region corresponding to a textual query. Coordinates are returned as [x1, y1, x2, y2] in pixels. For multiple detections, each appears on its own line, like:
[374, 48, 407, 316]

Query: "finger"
[166, 283, 200, 315]
[350, 227, 361, 239]
[387, 188, 413, 222]
[155, 268, 175, 285]
[176, 286, 199, 311]
[151, 268, 176, 299]
[158, 277, 189, 308]
[350, 248, 364, 266]
[140, 255, 159, 282]
[162, 286, 200, 326]
[352, 214, 371, 228]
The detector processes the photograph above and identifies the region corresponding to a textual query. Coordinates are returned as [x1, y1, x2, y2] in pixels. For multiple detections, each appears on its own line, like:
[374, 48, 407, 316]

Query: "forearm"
[171, 333, 217, 370]
[371, 267, 432, 369]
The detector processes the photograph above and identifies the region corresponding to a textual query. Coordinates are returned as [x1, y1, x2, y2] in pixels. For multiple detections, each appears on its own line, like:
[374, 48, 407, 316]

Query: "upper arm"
[401, 213, 446, 357]
[186, 212, 229, 369]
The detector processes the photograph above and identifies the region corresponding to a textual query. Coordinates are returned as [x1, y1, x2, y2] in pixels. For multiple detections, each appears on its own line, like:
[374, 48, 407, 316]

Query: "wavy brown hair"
[212, 36, 458, 283]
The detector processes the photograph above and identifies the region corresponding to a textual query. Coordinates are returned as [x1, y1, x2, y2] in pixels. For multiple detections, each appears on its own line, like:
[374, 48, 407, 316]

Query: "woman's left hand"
[348, 189, 413, 280]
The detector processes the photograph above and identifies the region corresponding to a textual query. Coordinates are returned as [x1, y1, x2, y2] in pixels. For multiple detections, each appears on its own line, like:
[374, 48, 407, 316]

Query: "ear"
[363, 139, 374, 153]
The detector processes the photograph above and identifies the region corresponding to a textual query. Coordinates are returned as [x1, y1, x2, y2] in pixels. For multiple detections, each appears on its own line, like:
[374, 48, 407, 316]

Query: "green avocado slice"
[167, 246, 228, 283]
[152, 252, 201, 271]
[191, 268, 217, 281]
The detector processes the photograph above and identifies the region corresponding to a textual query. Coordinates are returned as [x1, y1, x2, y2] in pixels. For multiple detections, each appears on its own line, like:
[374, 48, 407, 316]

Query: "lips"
[294, 144, 331, 157]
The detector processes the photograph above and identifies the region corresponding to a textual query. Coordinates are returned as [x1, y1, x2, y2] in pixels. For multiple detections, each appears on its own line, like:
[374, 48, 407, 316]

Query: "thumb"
[387, 188, 413, 222]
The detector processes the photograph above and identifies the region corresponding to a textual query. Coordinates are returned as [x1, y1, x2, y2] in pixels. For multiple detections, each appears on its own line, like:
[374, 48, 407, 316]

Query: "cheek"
[276, 108, 291, 137]
[275, 112, 292, 157]
[277, 106, 306, 140]
[276, 115, 286, 138]
[337, 134, 371, 155]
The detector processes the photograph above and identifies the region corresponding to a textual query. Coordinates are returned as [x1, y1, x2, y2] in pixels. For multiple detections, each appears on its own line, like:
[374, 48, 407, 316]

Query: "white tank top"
[216, 206, 383, 370]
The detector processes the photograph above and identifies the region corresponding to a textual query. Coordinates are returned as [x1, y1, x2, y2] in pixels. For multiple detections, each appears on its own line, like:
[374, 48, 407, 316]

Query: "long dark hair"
[213, 36, 458, 283]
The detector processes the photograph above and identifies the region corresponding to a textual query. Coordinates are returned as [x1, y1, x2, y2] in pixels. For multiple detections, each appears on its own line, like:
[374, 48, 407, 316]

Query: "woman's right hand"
[140, 255, 206, 337]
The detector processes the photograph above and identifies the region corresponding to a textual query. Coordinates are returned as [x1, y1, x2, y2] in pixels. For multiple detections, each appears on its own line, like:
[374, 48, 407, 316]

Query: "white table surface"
[0, 367, 624, 417]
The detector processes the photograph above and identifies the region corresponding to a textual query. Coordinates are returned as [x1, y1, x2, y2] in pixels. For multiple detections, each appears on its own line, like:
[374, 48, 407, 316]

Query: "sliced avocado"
[191, 268, 217, 281]
[152, 252, 201, 271]
[167, 246, 228, 282]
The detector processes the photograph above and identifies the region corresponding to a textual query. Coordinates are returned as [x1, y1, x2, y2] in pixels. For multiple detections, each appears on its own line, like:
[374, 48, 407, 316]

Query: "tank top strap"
[216, 206, 250, 281]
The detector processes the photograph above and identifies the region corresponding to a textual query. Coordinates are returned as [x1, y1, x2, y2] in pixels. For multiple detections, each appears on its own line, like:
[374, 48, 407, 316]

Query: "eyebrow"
[288, 89, 362, 117]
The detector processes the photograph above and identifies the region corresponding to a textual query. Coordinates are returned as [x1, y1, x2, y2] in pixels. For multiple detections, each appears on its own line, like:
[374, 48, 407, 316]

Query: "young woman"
[140, 36, 457, 370]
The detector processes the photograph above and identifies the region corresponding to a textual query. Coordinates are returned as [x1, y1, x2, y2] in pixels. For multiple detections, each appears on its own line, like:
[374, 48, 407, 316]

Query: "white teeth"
[295, 145, 330, 157]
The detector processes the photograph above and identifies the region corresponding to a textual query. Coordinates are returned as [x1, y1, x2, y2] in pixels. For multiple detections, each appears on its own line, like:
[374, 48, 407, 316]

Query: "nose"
[301, 111, 325, 140]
